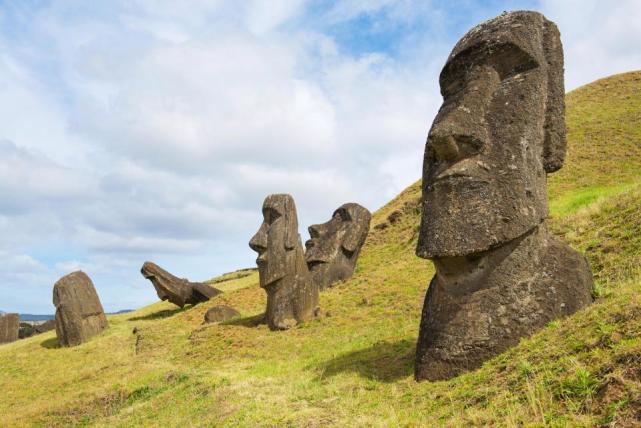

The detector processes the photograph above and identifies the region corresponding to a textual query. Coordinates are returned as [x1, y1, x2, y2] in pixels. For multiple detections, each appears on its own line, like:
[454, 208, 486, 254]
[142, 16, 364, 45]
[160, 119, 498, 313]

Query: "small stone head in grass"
[415, 11, 594, 382]
[249, 194, 319, 330]
[305, 203, 371, 290]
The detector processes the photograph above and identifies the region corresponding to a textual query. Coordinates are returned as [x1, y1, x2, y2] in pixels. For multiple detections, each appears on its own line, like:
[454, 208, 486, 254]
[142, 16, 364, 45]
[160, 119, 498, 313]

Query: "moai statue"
[0, 313, 19, 344]
[305, 203, 371, 290]
[141, 262, 222, 308]
[249, 194, 319, 330]
[415, 11, 594, 381]
[53, 271, 109, 347]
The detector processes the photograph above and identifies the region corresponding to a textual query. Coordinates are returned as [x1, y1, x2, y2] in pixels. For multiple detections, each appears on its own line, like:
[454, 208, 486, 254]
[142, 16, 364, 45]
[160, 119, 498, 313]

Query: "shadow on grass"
[223, 313, 264, 328]
[40, 337, 60, 349]
[128, 307, 186, 322]
[318, 338, 415, 382]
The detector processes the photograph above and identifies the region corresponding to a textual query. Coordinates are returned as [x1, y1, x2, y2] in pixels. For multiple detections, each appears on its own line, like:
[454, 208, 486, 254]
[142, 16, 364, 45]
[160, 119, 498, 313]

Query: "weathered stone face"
[414, 11, 593, 381]
[140, 262, 222, 308]
[305, 203, 371, 290]
[249, 194, 319, 330]
[0, 313, 19, 344]
[249, 194, 298, 288]
[417, 11, 565, 258]
[53, 271, 108, 347]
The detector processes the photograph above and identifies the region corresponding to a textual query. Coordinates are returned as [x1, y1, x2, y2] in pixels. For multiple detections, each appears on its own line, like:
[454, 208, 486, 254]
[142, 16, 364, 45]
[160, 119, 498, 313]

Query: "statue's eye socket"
[334, 209, 350, 222]
[264, 208, 281, 224]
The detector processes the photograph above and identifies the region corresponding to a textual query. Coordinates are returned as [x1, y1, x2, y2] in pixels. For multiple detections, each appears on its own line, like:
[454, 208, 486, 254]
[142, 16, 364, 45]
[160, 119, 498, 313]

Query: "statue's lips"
[429, 159, 490, 188]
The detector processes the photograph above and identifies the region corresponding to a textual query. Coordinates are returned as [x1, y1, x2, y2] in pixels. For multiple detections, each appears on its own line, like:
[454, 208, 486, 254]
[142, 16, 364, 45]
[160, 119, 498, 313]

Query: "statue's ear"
[342, 205, 372, 254]
[542, 18, 566, 173]
[284, 195, 299, 250]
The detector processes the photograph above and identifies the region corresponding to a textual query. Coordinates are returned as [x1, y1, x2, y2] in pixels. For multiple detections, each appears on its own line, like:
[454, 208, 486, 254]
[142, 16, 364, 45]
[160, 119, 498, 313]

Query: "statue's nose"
[249, 225, 268, 253]
[429, 135, 460, 162]
[308, 224, 322, 238]
[428, 93, 487, 163]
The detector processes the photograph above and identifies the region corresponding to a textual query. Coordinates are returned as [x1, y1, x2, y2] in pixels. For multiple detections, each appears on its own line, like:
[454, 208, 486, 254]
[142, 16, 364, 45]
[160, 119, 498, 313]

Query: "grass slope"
[1, 71, 641, 427]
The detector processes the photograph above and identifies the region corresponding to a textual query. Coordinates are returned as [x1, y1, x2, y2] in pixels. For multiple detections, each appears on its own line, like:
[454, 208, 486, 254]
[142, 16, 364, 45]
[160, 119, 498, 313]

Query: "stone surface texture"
[34, 319, 56, 334]
[53, 271, 109, 347]
[141, 262, 222, 308]
[305, 203, 371, 290]
[415, 11, 593, 381]
[204, 305, 241, 323]
[249, 194, 319, 330]
[0, 313, 19, 344]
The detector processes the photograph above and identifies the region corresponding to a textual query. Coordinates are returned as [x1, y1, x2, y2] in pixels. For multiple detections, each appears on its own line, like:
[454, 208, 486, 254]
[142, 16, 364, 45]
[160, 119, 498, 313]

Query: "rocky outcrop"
[204, 306, 240, 323]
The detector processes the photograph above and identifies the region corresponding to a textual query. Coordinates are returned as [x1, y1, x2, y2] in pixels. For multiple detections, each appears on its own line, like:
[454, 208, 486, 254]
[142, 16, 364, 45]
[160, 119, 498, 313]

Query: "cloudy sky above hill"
[1, 0, 640, 313]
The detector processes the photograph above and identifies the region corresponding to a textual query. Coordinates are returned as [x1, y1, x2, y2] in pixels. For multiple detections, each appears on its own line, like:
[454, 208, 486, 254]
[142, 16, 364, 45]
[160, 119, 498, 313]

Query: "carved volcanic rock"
[34, 319, 56, 334]
[53, 271, 109, 347]
[141, 262, 222, 308]
[305, 203, 371, 290]
[18, 319, 57, 339]
[415, 11, 593, 381]
[0, 313, 19, 344]
[249, 194, 319, 330]
[204, 305, 240, 323]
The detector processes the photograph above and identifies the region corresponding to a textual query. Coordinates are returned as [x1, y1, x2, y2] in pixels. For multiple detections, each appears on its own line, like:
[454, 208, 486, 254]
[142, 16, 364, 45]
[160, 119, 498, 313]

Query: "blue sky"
[1, 0, 640, 313]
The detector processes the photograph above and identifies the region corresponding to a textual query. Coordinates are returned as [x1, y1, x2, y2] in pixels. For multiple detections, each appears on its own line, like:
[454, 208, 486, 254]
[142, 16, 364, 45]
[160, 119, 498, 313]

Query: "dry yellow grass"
[1, 71, 641, 427]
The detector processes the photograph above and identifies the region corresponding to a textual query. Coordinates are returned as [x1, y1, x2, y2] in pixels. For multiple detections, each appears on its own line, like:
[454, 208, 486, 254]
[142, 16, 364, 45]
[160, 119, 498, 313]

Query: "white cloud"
[0, 0, 638, 313]
[541, 0, 641, 89]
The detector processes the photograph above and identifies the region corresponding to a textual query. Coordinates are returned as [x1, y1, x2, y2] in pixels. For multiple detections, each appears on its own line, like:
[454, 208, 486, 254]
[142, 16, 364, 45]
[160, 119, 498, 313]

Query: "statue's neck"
[433, 223, 549, 295]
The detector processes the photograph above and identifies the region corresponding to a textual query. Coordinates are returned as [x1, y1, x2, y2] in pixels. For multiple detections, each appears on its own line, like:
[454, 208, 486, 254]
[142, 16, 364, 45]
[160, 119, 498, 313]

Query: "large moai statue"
[249, 194, 319, 330]
[415, 11, 594, 381]
[140, 262, 222, 308]
[53, 271, 109, 347]
[0, 313, 19, 344]
[305, 203, 371, 290]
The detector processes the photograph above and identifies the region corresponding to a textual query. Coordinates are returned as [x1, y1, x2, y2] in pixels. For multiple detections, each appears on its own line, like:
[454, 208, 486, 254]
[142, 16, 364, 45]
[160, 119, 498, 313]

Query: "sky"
[1, 0, 640, 313]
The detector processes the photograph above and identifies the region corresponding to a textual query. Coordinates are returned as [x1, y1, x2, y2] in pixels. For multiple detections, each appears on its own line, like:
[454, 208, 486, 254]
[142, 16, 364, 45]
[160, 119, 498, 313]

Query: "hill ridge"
[0, 70, 640, 426]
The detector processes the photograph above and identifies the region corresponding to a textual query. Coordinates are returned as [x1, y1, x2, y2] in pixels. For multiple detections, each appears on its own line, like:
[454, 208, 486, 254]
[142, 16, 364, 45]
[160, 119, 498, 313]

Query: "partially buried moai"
[305, 203, 371, 290]
[249, 194, 319, 330]
[140, 261, 222, 308]
[53, 271, 109, 347]
[415, 11, 594, 381]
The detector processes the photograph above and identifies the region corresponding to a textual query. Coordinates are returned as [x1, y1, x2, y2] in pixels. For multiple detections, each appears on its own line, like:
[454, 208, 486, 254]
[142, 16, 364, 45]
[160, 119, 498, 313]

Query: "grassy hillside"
[1, 71, 640, 427]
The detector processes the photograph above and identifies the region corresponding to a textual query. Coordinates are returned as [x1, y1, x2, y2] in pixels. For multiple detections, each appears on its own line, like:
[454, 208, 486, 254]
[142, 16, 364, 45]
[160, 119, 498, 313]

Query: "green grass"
[549, 182, 635, 217]
[1, 70, 641, 427]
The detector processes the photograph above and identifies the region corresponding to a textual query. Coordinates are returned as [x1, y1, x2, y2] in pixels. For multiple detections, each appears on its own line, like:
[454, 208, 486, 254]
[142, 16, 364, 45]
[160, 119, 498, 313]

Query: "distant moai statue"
[53, 271, 109, 347]
[305, 203, 371, 290]
[0, 313, 19, 344]
[249, 194, 319, 330]
[140, 262, 222, 308]
[415, 11, 594, 381]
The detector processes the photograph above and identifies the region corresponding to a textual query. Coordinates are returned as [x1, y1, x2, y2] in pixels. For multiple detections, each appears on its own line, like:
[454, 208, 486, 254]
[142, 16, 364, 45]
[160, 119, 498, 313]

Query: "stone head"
[305, 203, 371, 269]
[141, 261, 190, 305]
[249, 194, 300, 288]
[417, 11, 566, 259]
